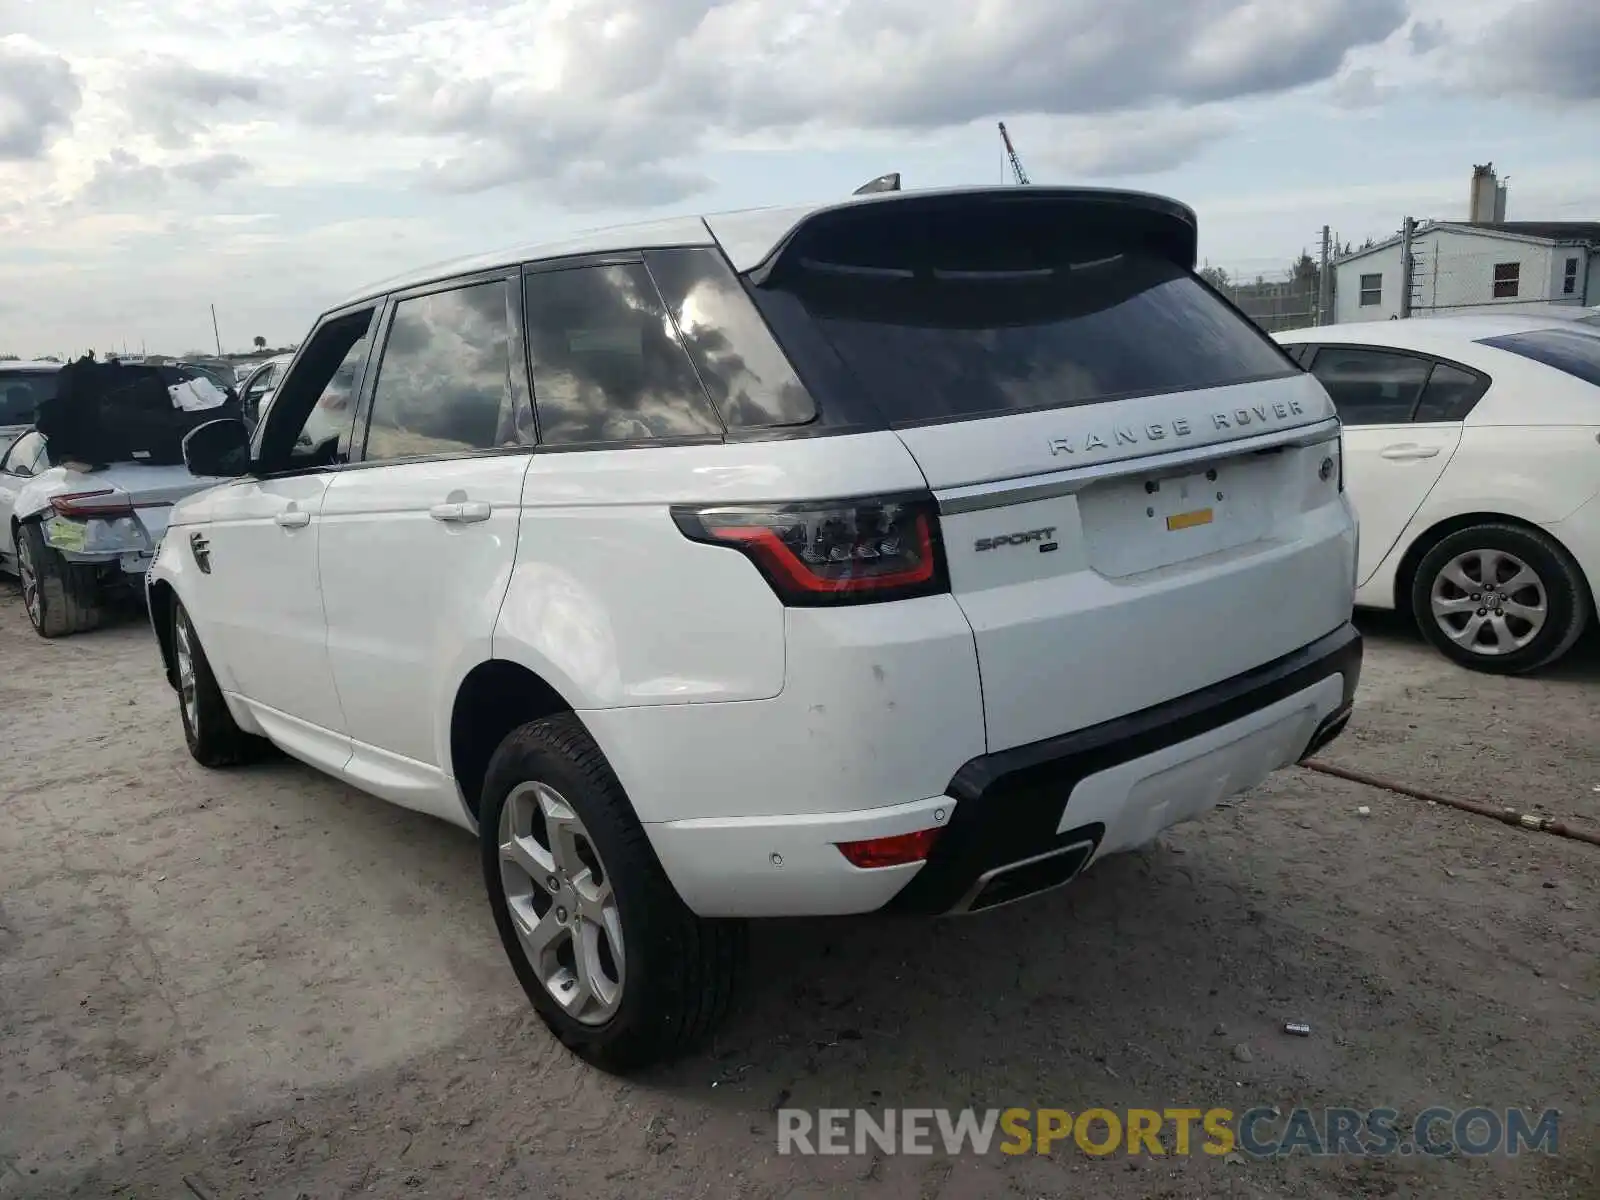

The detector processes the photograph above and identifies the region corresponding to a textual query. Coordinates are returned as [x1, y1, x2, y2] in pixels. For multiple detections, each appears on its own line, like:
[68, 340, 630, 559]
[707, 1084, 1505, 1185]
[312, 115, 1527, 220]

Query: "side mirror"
[182, 418, 253, 478]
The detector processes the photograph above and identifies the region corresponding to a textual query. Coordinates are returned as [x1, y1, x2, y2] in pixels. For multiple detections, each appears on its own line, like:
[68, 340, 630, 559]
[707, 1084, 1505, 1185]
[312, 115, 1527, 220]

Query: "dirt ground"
[1, 587, 1596, 1200]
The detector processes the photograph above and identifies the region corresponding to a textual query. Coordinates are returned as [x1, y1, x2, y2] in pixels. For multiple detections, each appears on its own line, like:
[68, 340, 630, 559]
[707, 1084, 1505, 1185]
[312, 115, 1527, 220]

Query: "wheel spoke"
[1446, 612, 1488, 647]
[578, 922, 620, 1010]
[1501, 566, 1541, 596]
[571, 867, 612, 925]
[1501, 598, 1543, 623]
[1484, 614, 1516, 652]
[1439, 561, 1477, 594]
[1477, 550, 1501, 587]
[508, 895, 566, 965]
[500, 833, 555, 884]
[1431, 594, 1478, 615]
[536, 786, 587, 878]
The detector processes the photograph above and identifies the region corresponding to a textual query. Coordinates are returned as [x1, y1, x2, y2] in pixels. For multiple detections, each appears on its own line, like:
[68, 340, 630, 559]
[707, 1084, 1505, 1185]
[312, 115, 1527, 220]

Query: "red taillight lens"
[836, 827, 942, 869]
[672, 494, 948, 606]
[50, 490, 134, 519]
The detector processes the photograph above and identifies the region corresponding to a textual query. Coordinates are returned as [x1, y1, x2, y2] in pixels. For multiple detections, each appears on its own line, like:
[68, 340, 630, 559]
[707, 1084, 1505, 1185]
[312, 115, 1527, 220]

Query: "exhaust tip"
[956, 839, 1098, 913]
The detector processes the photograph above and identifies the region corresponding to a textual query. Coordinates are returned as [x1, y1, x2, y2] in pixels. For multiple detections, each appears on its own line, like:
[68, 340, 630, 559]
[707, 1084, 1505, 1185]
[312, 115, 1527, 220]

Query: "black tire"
[1410, 522, 1591, 675]
[17, 520, 103, 639]
[480, 713, 745, 1072]
[172, 599, 265, 766]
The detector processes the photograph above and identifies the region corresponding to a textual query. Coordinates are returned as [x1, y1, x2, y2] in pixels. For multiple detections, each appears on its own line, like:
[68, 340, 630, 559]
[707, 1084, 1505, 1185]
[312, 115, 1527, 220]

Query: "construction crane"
[998, 121, 1030, 186]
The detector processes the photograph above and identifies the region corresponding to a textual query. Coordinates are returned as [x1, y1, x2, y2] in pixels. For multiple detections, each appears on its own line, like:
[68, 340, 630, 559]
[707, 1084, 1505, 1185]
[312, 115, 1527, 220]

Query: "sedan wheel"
[1411, 522, 1590, 674]
[17, 533, 40, 627]
[497, 780, 625, 1026]
[1428, 547, 1547, 657]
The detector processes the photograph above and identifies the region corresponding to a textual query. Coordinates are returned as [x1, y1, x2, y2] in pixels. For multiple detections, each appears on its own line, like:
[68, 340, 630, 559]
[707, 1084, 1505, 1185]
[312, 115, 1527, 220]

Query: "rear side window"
[524, 263, 724, 447]
[753, 253, 1295, 426]
[1478, 329, 1600, 388]
[1309, 347, 1429, 425]
[364, 280, 520, 462]
[0, 370, 57, 425]
[644, 248, 816, 430]
[1414, 362, 1490, 422]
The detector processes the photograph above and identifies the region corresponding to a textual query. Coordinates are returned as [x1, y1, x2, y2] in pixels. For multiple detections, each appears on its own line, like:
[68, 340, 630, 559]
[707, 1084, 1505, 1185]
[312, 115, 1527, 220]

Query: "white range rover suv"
[147, 186, 1361, 1070]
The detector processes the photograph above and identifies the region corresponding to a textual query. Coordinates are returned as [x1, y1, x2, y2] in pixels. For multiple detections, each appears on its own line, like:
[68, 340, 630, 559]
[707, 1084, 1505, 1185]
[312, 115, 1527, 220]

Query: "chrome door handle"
[274, 510, 311, 528]
[430, 500, 491, 524]
[1379, 444, 1441, 461]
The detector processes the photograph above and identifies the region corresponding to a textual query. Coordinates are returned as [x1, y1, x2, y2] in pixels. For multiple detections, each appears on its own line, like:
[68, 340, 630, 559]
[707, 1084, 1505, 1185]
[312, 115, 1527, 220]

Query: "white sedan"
[1277, 317, 1600, 673]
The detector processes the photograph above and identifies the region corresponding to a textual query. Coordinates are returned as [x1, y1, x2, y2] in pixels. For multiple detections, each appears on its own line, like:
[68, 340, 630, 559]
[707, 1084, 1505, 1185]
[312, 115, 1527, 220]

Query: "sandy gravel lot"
[1, 587, 1596, 1199]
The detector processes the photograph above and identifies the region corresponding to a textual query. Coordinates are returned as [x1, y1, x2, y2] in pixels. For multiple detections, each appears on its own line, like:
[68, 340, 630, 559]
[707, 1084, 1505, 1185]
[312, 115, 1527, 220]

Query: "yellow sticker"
[45, 517, 87, 550]
[1166, 507, 1214, 532]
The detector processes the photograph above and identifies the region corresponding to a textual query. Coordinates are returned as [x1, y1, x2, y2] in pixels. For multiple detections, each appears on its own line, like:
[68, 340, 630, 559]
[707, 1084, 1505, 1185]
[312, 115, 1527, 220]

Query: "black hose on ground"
[1300, 758, 1600, 849]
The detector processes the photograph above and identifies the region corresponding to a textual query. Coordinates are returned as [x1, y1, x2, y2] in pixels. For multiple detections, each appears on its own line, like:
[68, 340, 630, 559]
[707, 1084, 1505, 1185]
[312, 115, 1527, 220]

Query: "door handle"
[430, 500, 492, 524]
[1379, 444, 1441, 461]
[274, 509, 311, 528]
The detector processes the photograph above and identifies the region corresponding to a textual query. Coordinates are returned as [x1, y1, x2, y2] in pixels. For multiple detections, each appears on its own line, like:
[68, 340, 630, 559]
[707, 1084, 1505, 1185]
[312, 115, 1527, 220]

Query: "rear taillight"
[50, 490, 134, 519]
[672, 493, 948, 606]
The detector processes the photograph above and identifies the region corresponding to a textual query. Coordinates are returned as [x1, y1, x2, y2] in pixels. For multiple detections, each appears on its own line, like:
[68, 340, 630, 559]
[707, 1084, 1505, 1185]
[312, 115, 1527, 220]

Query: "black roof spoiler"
[746, 186, 1199, 287]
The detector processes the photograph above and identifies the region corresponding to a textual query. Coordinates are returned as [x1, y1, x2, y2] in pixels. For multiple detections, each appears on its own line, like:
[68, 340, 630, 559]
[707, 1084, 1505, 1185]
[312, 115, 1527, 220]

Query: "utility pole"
[1398, 218, 1416, 319]
[211, 304, 223, 356]
[1318, 225, 1333, 326]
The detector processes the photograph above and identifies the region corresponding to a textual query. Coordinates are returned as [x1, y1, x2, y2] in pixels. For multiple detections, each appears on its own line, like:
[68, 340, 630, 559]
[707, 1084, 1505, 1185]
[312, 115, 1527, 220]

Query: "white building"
[1333, 221, 1600, 324]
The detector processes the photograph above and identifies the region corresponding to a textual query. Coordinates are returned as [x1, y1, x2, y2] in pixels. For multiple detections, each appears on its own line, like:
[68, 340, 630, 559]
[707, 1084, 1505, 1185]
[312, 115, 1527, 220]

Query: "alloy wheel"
[174, 617, 199, 731]
[17, 536, 40, 628]
[497, 781, 625, 1026]
[1429, 548, 1547, 657]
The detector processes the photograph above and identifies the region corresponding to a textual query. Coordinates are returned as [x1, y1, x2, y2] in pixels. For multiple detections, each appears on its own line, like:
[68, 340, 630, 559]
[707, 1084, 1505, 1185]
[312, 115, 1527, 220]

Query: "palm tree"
[253, 335, 267, 351]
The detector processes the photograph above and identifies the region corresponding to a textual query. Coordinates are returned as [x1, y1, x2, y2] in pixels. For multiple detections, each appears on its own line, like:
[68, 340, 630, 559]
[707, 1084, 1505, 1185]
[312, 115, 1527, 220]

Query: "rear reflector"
[50, 490, 134, 519]
[836, 827, 941, 869]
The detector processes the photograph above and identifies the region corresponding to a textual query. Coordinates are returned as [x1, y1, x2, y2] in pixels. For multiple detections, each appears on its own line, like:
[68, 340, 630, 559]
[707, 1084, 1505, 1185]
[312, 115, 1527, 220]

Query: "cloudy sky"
[1, 0, 1596, 358]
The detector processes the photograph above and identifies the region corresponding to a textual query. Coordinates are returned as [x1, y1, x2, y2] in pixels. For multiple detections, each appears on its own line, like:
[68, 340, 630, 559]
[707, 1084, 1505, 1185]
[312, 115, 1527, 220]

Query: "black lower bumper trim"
[886, 623, 1363, 915]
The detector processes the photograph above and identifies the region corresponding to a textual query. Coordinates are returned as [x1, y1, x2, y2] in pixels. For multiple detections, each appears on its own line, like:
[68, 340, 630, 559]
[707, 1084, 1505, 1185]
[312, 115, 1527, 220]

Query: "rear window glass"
[755, 254, 1295, 425]
[1478, 329, 1600, 387]
[0, 370, 58, 425]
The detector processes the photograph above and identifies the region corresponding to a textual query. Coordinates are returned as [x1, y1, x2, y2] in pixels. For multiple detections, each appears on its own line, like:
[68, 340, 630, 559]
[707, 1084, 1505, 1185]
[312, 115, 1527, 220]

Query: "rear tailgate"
[742, 189, 1353, 753]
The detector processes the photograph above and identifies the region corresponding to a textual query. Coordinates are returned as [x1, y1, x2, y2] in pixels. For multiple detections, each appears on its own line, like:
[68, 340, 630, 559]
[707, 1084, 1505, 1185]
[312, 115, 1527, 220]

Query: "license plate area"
[1078, 461, 1271, 578]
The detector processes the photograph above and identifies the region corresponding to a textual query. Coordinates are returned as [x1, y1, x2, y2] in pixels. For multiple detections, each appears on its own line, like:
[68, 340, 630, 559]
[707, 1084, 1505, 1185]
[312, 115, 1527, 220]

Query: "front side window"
[1309, 346, 1430, 425]
[258, 309, 375, 472]
[524, 263, 724, 447]
[364, 280, 519, 462]
[1359, 274, 1382, 306]
[1493, 262, 1520, 299]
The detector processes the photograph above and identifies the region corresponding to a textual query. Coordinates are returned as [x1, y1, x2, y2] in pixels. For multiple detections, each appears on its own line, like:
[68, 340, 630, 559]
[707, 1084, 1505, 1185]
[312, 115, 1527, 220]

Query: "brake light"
[836, 827, 942, 869]
[671, 493, 948, 606]
[50, 490, 134, 519]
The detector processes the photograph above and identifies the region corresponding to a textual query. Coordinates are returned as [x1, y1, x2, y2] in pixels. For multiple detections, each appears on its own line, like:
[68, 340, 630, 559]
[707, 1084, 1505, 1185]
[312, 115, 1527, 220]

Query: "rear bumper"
[886, 622, 1362, 914]
[646, 623, 1359, 919]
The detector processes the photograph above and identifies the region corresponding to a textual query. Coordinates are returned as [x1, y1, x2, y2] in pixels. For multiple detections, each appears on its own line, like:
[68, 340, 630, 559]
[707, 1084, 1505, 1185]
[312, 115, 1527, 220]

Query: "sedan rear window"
[1477, 328, 1600, 388]
[755, 253, 1296, 426]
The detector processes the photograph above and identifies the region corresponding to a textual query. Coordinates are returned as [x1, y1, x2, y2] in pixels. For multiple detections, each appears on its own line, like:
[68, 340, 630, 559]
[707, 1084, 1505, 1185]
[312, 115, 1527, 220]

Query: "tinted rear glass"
[0, 369, 58, 425]
[755, 254, 1295, 425]
[1477, 329, 1600, 388]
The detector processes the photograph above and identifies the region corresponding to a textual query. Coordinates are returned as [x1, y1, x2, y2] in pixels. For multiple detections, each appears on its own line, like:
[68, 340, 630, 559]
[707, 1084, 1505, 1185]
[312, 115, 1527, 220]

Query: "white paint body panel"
[1278, 319, 1600, 612]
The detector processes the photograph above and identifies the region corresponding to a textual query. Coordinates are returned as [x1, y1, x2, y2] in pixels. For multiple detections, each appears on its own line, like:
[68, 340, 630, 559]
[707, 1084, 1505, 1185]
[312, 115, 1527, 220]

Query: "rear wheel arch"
[450, 660, 576, 822]
[1393, 512, 1594, 622]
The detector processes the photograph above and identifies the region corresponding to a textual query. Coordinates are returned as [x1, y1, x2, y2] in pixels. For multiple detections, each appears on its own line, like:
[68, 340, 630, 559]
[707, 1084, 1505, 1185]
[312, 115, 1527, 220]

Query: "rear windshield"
[1478, 328, 1600, 388]
[752, 253, 1295, 426]
[0, 369, 57, 425]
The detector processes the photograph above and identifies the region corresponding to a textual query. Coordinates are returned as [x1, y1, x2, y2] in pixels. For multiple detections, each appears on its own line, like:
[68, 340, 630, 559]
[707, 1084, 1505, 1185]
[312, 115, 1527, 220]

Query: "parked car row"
[9, 185, 1595, 1076]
